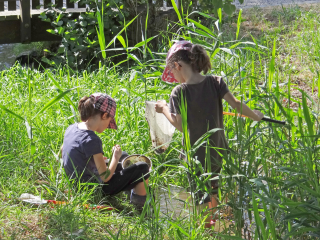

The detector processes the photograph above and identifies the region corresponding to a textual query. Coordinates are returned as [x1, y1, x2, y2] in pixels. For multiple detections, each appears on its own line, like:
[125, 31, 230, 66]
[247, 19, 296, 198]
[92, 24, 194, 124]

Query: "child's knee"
[135, 162, 150, 178]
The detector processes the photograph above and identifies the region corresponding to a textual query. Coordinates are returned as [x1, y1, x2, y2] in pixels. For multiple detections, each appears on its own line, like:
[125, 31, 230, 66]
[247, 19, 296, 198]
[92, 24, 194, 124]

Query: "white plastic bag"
[19, 193, 47, 205]
[145, 101, 175, 154]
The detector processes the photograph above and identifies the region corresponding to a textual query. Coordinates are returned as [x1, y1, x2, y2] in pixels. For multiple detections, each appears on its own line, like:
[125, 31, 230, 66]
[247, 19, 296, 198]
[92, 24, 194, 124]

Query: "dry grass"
[221, 3, 320, 109]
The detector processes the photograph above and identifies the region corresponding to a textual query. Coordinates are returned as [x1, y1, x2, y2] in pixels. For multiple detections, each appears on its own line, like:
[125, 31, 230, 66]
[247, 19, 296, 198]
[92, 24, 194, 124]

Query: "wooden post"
[32, 0, 39, 9]
[66, 0, 74, 9]
[0, 1, 4, 12]
[20, 0, 31, 43]
[55, 0, 63, 8]
[8, 0, 16, 11]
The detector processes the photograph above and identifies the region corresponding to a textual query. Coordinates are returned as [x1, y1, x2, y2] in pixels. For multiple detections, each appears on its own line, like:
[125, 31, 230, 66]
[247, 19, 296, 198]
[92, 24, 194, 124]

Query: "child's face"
[96, 113, 113, 133]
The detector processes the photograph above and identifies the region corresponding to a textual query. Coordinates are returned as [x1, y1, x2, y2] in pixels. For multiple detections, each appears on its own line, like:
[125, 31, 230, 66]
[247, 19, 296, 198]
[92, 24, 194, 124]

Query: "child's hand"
[253, 110, 264, 121]
[155, 100, 167, 113]
[113, 145, 122, 161]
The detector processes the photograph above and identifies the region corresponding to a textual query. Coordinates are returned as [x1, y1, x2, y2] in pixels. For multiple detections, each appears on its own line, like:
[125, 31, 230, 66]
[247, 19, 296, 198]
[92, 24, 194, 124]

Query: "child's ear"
[102, 113, 109, 120]
[174, 62, 181, 70]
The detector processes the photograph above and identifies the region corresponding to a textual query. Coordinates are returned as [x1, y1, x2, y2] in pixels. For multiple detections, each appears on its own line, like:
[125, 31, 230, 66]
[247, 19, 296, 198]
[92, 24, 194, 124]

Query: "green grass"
[0, 5, 320, 240]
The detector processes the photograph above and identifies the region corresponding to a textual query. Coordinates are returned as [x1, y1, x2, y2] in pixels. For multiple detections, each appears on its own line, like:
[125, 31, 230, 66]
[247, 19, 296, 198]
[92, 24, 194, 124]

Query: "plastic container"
[145, 101, 175, 154]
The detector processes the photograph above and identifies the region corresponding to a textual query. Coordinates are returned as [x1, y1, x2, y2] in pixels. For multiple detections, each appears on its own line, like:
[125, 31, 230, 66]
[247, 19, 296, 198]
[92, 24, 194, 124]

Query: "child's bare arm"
[93, 145, 122, 183]
[223, 92, 263, 121]
[155, 100, 183, 132]
[93, 153, 110, 182]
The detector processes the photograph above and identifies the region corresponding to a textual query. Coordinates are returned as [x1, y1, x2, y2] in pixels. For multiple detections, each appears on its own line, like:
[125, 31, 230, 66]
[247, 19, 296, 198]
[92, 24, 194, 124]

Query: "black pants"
[102, 152, 150, 195]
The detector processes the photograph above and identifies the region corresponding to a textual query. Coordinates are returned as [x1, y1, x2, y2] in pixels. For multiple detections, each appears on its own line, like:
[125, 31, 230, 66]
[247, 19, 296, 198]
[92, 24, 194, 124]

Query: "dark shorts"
[101, 152, 150, 195]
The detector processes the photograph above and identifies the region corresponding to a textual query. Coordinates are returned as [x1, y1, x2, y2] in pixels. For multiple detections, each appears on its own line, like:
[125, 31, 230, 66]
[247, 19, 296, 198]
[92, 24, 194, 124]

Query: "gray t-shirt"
[62, 123, 104, 183]
[169, 75, 229, 173]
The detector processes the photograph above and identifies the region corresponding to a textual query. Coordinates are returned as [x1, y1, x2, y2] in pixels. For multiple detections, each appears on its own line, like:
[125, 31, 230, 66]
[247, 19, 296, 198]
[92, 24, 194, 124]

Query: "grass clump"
[0, 4, 320, 240]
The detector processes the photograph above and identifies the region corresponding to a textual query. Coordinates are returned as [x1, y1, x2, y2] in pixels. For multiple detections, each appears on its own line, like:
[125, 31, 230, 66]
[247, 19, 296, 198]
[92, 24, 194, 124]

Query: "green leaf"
[117, 35, 126, 48]
[241, 47, 266, 55]
[47, 72, 77, 111]
[252, 191, 268, 239]
[187, 19, 215, 37]
[223, 3, 236, 16]
[46, 29, 55, 34]
[31, 142, 36, 156]
[171, 0, 183, 25]
[96, 1, 106, 59]
[218, 8, 222, 23]
[190, 128, 223, 157]
[0, 104, 24, 121]
[220, 48, 239, 58]
[128, 54, 142, 65]
[167, 221, 189, 237]
[301, 91, 314, 137]
[188, 11, 217, 21]
[236, 9, 242, 40]
[263, 200, 277, 239]
[32, 88, 75, 120]
[269, 38, 276, 91]
[105, 15, 139, 50]
[41, 57, 55, 66]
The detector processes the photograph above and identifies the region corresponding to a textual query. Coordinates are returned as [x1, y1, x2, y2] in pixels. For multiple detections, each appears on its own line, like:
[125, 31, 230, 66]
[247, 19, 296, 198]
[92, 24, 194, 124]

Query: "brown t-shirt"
[169, 75, 229, 172]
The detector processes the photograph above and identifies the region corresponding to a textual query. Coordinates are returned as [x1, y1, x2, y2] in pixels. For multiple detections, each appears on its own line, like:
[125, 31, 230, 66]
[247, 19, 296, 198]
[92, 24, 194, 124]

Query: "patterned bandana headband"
[161, 40, 193, 83]
[90, 93, 117, 130]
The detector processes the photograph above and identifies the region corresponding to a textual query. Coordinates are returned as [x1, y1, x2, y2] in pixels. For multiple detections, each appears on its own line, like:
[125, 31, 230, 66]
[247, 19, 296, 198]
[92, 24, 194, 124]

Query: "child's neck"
[184, 72, 206, 84]
[78, 121, 98, 132]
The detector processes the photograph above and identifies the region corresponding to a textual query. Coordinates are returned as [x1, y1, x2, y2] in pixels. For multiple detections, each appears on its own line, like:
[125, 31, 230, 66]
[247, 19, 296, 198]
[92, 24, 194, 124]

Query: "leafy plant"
[40, 0, 129, 68]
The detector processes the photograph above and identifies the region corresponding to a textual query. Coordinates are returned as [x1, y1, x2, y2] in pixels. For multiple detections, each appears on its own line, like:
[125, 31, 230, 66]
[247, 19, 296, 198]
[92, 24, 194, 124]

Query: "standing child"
[62, 93, 150, 209]
[155, 40, 263, 228]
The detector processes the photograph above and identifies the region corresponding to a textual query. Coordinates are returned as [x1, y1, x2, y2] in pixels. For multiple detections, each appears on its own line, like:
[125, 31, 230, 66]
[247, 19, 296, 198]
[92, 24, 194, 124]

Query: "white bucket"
[145, 101, 175, 154]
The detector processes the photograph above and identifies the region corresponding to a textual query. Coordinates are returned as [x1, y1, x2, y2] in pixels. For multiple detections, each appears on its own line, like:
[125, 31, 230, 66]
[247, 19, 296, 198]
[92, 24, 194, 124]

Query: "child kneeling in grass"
[155, 40, 264, 228]
[61, 93, 149, 209]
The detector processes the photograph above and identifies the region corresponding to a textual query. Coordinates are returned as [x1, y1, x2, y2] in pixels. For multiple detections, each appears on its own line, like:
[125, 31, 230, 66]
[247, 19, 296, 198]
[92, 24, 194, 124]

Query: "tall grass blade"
[171, 0, 183, 25]
[269, 39, 276, 92]
[263, 200, 276, 239]
[33, 88, 75, 119]
[302, 91, 314, 136]
[96, 0, 106, 59]
[218, 8, 222, 23]
[236, 9, 243, 40]
[143, 2, 149, 59]
[187, 19, 215, 37]
[105, 15, 139, 49]
[117, 35, 126, 48]
[47, 72, 77, 110]
[0, 104, 24, 121]
[252, 191, 267, 239]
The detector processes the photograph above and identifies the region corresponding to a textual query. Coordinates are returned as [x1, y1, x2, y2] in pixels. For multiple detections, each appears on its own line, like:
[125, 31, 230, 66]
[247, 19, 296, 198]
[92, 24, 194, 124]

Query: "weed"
[0, 5, 320, 240]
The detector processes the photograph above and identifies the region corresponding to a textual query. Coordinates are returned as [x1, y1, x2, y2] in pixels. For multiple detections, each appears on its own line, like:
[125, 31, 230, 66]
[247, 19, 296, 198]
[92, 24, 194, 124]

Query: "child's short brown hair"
[168, 43, 211, 74]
